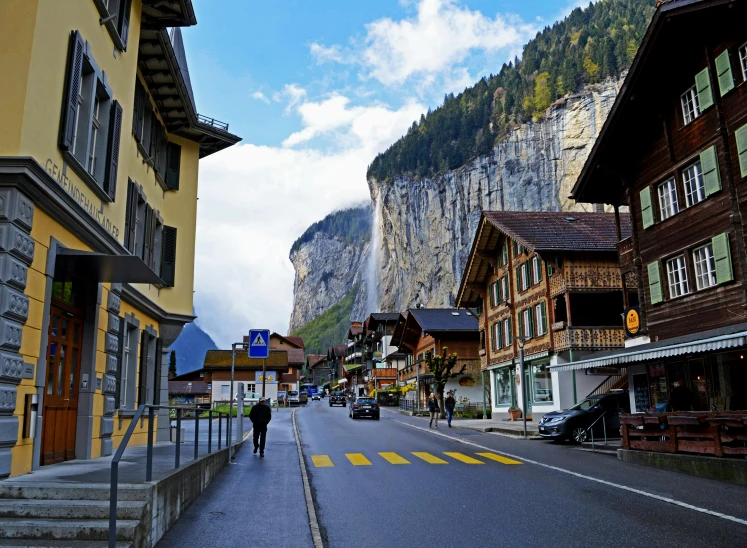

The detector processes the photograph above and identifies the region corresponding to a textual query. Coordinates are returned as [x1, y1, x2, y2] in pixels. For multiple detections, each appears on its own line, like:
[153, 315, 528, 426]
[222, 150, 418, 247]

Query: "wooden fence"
[620, 411, 747, 457]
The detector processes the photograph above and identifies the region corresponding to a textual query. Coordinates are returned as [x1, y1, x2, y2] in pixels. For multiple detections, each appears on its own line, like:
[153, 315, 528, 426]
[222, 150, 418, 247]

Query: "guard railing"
[108, 404, 230, 547]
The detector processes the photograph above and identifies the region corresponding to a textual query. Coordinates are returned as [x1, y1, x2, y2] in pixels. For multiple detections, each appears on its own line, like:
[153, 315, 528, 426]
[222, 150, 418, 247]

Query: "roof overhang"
[141, 0, 197, 28]
[551, 324, 747, 372]
[56, 249, 164, 284]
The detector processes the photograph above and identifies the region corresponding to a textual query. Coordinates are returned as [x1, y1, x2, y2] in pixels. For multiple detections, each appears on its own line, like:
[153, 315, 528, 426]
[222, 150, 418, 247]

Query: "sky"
[186, 0, 589, 347]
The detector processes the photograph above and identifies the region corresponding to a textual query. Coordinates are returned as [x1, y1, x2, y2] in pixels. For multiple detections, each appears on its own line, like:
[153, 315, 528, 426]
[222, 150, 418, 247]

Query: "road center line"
[392, 419, 747, 527]
[292, 409, 324, 548]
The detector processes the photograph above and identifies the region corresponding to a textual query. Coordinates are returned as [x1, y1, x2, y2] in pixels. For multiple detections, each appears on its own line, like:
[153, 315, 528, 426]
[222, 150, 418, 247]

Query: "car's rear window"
[288, 391, 298, 396]
[356, 398, 376, 404]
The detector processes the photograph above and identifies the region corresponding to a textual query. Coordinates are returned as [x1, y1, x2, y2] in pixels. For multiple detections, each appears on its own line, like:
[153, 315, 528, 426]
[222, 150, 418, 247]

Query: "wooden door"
[42, 305, 84, 465]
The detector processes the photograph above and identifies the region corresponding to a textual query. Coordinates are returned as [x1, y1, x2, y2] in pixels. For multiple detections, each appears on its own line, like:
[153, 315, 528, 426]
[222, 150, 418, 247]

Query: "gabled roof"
[169, 380, 209, 395]
[285, 336, 305, 349]
[347, 324, 364, 338]
[286, 348, 306, 366]
[204, 349, 289, 369]
[391, 309, 478, 350]
[306, 354, 326, 368]
[571, 0, 733, 204]
[327, 345, 347, 359]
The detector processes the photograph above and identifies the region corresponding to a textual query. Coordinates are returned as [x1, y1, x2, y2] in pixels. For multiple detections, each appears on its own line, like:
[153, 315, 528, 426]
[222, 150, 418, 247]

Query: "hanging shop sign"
[624, 307, 641, 338]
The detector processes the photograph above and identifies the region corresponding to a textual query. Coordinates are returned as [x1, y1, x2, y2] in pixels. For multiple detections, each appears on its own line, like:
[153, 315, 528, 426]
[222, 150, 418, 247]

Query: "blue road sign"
[248, 329, 270, 359]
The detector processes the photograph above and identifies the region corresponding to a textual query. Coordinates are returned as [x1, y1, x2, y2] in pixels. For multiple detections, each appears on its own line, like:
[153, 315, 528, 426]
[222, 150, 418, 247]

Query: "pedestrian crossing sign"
[248, 329, 270, 358]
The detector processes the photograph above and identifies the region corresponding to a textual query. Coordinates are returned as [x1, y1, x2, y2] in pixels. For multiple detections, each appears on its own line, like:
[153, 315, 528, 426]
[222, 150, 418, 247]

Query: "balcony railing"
[397, 359, 481, 382]
[197, 114, 230, 132]
[617, 237, 635, 272]
[371, 368, 398, 378]
[549, 264, 624, 297]
[553, 326, 626, 351]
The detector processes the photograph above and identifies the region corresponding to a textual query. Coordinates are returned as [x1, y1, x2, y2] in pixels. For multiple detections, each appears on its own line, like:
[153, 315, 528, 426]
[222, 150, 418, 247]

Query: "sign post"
[249, 329, 271, 397]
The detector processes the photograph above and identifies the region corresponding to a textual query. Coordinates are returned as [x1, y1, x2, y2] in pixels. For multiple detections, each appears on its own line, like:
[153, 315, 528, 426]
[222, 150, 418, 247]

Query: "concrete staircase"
[0, 483, 152, 547]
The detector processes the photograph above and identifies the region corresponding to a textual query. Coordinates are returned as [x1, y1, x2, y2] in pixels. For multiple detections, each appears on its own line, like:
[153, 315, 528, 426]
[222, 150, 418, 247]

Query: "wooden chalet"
[457, 211, 631, 416]
[363, 313, 401, 391]
[345, 322, 366, 395]
[326, 345, 347, 391]
[567, 0, 747, 415]
[391, 308, 481, 406]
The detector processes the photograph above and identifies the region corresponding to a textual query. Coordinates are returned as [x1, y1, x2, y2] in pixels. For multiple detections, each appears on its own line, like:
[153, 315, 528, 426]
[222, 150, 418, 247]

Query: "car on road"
[299, 390, 309, 404]
[349, 397, 380, 420]
[538, 391, 630, 443]
[233, 391, 263, 406]
[286, 390, 301, 406]
[311, 392, 321, 401]
[329, 391, 346, 407]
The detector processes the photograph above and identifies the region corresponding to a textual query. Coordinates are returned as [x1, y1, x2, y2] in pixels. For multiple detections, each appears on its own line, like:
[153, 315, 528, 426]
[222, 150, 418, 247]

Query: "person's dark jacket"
[249, 404, 272, 428]
[445, 396, 455, 412]
[427, 398, 440, 413]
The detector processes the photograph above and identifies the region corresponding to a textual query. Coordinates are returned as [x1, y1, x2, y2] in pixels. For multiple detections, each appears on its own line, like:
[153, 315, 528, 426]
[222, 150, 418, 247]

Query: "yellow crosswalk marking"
[476, 452, 523, 465]
[378, 452, 410, 464]
[444, 452, 484, 464]
[346, 453, 372, 466]
[311, 455, 334, 467]
[412, 452, 448, 464]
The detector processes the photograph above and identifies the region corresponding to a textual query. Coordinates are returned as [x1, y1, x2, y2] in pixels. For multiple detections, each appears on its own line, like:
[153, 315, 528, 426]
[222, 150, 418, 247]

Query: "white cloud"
[251, 91, 270, 103]
[311, 0, 536, 88]
[273, 83, 308, 114]
[194, 95, 425, 346]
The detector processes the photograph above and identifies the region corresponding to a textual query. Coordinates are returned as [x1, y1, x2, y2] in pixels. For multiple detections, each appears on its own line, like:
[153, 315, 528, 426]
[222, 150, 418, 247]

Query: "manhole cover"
[210, 512, 223, 516]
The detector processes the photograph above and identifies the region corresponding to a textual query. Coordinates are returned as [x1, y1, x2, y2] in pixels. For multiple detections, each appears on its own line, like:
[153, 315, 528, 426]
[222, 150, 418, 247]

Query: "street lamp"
[514, 335, 530, 439]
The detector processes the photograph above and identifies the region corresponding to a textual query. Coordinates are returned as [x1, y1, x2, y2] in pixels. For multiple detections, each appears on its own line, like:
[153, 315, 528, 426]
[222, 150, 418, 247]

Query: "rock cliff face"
[368, 77, 622, 313]
[288, 220, 370, 333]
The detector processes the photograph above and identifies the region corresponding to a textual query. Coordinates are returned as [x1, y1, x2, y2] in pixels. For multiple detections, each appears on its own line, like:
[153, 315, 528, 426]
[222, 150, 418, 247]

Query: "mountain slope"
[290, 285, 358, 355]
[170, 321, 219, 376]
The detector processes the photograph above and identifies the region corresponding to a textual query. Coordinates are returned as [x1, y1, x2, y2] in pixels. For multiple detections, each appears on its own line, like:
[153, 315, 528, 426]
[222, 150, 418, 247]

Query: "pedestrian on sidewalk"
[248, 397, 272, 457]
[428, 393, 440, 428]
[445, 391, 455, 428]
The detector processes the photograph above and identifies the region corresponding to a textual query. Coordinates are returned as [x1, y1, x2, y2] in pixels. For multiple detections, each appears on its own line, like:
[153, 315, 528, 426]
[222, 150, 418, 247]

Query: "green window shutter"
[712, 232, 734, 284]
[715, 49, 735, 97]
[735, 124, 747, 178]
[497, 322, 503, 351]
[502, 244, 508, 266]
[503, 276, 509, 302]
[695, 67, 714, 111]
[489, 282, 495, 308]
[647, 262, 663, 305]
[640, 187, 654, 229]
[516, 267, 521, 292]
[541, 301, 548, 334]
[528, 308, 535, 338]
[160, 226, 177, 287]
[547, 263, 553, 277]
[700, 145, 721, 196]
[536, 258, 543, 283]
[517, 311, 523, 339]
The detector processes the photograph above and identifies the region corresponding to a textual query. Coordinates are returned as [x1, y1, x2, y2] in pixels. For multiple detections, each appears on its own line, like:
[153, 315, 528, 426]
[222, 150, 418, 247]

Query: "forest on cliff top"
[367, 0, 656, 181]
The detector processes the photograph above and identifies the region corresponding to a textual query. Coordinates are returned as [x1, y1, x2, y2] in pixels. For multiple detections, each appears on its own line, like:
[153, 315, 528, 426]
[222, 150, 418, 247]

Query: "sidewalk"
[396, 408, 543, 437]
[156, 410, 312, 548]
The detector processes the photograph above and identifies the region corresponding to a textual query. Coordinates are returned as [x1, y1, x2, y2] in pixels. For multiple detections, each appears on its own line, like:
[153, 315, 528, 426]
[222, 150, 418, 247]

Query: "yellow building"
[0, 0, 240, 477]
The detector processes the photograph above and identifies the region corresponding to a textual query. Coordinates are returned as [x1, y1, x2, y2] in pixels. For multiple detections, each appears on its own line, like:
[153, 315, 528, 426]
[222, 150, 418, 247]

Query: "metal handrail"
[108, 404, 230, 547]
[587, 411, 608, 452]
[196, 113, 229, 131]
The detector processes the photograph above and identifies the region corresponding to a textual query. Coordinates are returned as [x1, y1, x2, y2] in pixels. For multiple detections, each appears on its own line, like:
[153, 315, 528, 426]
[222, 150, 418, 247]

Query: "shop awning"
[551, 327, 747, 372]
[56, 249, 164, 284]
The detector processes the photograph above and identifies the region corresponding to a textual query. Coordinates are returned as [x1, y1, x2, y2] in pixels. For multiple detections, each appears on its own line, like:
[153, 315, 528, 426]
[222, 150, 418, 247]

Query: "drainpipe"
[570, 348, 577, 406]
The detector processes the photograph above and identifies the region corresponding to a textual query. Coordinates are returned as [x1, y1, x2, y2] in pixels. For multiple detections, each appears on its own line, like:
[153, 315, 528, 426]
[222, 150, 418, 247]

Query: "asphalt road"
[297, 400, 747, 548]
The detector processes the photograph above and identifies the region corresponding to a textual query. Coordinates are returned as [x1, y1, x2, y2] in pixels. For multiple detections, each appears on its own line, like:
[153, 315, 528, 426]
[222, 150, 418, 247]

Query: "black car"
[538, 391, 630, 443]
[349, 397, 380, 420]
[329, 391, 347, 407]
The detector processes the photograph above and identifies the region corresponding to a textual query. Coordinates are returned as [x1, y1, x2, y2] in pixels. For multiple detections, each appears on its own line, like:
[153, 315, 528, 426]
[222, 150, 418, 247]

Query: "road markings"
[379, 452, 410, 464]
[444, 452, 484, 464]
[392, 418, 747, 528]
[346, 453, 372, 466]
[412, 452, 448, 464]
[311, 455, 334, 468]
[477, 452, 522, 465]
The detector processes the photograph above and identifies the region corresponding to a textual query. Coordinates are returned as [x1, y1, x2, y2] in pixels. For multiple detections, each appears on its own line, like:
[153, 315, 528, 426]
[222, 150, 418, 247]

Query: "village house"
[167, 379, 210, 408]
[0, 0, 240, 476]
[305, 354, 327, 387]
[345, 321, 367, 395]
[362, 313, 401, 392]
[567, 0, 747, 415]
[456, 211, 630, 419]
[244, 332, 304, 392]
[391, 308, 482, 407]
[326, 344, 347, 392]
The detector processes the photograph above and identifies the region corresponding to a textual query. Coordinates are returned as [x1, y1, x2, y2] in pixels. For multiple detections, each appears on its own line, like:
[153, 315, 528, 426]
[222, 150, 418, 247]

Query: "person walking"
[445, 391, 455, 428]
[428, 393, 440, 428]
[248, 396, 272, 457]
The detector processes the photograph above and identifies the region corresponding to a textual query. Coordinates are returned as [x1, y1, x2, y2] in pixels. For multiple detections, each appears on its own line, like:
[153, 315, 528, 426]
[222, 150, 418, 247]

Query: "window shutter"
[502, 276, 509, 303]
[165, 143, 181, 190]
[640, 187, 654, 229]
[695, 67, 714, 111]
[490, 324, 496, 352]
[735, 124, 747, 178]
[149, 213, 157, 270]
[712, 232, 734, 284]
[142, 105, 153, 154]
[489, 282, 495, 307]
[540, 301, 548, 334]
[700, 145, 721, 196]
[104, 100, 122, 202]
[715, 49, 735, 97]
[59, 31, 85, 152]
[153, 337, 163, 405]
[149, 111, 159, 160]
[528, 308, 535, 338]
[507, 319, 512, 347]
[124, 181, 138, 253]
[517, 311, 523, 339]
[137, 330, 148, 406]
[118, 0, 132, 49]
[114, 317, 125, 409]
[515, 266, 521, 292]
[536, 258, 543, 283]
[142, 205, 153, 264]
[647, 262, 663, 305]
[497, 322, 503, 352]
[160, 226, 177, 286]
[547, 263, 553, 277]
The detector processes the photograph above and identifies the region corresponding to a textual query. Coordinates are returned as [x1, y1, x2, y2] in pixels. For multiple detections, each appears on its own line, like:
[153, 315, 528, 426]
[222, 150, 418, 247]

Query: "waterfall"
[365, 194, 382, 316]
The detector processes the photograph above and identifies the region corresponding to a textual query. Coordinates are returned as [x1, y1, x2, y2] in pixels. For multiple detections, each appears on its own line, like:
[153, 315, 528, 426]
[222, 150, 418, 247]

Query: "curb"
[292, 408, 324, 548]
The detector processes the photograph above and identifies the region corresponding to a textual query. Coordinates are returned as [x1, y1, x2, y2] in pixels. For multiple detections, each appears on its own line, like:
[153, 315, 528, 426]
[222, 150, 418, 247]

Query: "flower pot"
[508, 409, 521, 421]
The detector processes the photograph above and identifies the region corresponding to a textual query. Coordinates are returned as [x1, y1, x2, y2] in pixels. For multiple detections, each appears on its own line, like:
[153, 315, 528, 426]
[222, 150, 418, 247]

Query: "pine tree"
[168, 350, 177, 379]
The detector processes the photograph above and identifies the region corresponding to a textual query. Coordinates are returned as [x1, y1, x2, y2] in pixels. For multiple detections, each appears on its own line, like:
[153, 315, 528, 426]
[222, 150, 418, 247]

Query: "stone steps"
[0, 483, 151, 501]
[0, 499, 146, 520]
[0, 518, 140, 542]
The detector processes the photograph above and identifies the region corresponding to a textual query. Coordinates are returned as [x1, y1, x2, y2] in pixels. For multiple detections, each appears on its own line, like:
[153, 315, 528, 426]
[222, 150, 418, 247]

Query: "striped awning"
[551, 330, 747, 372]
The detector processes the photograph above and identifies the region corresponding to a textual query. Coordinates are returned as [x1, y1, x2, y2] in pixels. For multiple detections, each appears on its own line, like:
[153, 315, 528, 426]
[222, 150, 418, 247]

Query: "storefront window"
[647, 363, 668, 411]
[494, 367, 512, 406]
[532, 363, 553, 403]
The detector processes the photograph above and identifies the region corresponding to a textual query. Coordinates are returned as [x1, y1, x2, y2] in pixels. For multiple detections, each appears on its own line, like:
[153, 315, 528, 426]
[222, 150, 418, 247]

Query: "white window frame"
[88, 94, 101, 175]
[681, 86, 701, 125]
[740, 42, 747, 82]
[666, 254, 690, 298]
[657, 178, 679, 221]
[535, 304, 546, 336]
[521, 262, 530, 291]
[693, 243, 717, 290]
[532, 256, 541, 285]
[503, 318, 511, 348]
[502, 276, 509, 303]
[523, 309, 532, 339]
[682, 161, 705, 207]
